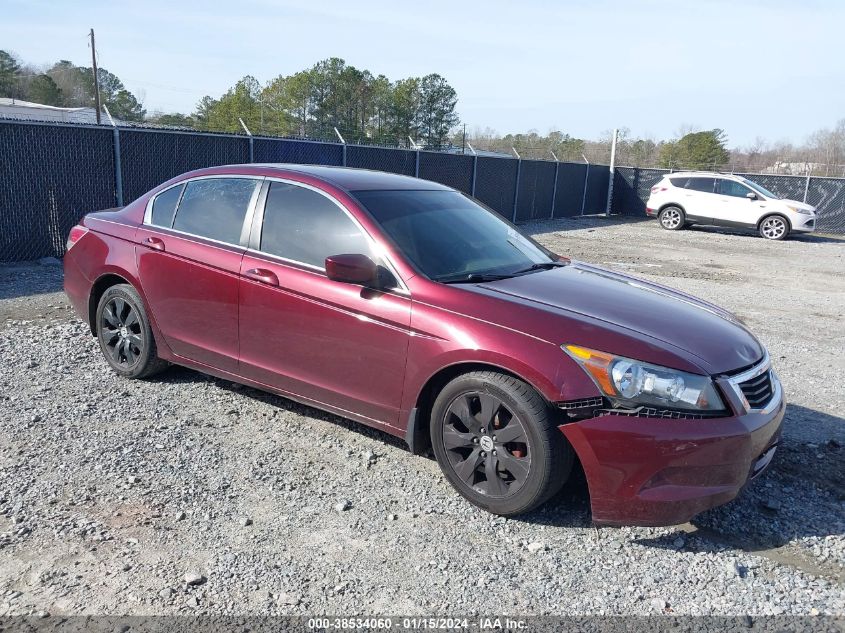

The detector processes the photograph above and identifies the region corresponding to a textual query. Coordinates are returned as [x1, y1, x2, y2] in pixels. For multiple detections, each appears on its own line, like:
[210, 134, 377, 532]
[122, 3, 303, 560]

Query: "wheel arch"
[407, 361, 557, 455]
[658, 202, 685, 214]
[88, 272, 134, 335]
[757, 212, 792, 231]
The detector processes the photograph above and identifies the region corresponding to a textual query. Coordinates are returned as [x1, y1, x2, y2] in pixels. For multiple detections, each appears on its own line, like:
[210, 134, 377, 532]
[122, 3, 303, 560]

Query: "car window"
[172, 178, 258, 244]
[352, 189, 555, 281]
[719, 179, 753, 198]
[150, 184, 184, 228]
[260, 182, 372, 268]
[684, 178, 716, 193]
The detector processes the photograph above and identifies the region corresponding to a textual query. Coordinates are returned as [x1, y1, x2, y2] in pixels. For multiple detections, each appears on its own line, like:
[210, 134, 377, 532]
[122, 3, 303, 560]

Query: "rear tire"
[430, 371, 573, 516]
[95, 284, 168, 379]
[659, 206, 685, 230]
[759, 215, 789, 240]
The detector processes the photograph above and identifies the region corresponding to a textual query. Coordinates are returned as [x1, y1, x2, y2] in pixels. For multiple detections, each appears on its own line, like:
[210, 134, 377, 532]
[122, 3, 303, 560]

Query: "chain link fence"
[418, 151, 474, 194]
[5, 118, 843, 263]
[612, 167, 845, 234]
[6, 119, 698, 265]
[120, 129, 250, 203]
[0, 121, 116, 262]
[252, 138, 343, 166]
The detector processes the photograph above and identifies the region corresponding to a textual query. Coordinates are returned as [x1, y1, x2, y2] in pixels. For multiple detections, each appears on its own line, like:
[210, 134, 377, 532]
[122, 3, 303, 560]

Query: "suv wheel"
[430, 371, 573, 516]
[659, 206, 685, 230]
[759, 215, 789, 240]
[95, 284, 168, 379]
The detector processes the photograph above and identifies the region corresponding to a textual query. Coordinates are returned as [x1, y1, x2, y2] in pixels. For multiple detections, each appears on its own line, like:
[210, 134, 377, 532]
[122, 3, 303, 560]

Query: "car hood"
[472, 262, 764, 375]
[780, 198, 816, 213]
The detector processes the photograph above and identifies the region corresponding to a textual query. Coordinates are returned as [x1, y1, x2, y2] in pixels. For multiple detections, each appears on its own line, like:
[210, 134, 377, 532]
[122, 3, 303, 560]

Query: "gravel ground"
[0, 218, 843, 617]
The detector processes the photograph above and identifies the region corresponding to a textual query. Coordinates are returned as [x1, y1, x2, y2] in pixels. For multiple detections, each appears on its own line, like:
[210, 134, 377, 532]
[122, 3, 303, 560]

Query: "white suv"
[645, 172, 817, 240]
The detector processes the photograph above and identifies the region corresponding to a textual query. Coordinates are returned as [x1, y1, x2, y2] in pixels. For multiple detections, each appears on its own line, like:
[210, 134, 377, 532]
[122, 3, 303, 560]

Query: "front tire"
[95, 284, 168, 379]
[430, 371, 573, 516]
[759, 215, 789, 240]
[659, 206, 685, 230]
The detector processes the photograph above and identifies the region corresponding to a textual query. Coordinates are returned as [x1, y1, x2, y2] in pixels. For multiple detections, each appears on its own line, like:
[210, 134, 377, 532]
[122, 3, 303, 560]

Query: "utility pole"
[89, 28, 101, 124]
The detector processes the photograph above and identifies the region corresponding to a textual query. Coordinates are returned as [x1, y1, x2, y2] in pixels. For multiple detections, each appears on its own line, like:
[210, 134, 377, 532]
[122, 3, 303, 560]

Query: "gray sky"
[2, 0, 842, 146]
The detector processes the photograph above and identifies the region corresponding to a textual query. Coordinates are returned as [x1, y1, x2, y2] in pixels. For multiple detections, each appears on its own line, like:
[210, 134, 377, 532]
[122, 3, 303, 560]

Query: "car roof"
[247, 163, 453, 192]
[666, 171, 744, 180]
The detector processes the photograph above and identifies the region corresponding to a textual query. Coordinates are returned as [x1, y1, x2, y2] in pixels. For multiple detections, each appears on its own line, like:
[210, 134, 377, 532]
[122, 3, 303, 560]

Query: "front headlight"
[563, 344, 726, 412]
[786, 204, 812, 215]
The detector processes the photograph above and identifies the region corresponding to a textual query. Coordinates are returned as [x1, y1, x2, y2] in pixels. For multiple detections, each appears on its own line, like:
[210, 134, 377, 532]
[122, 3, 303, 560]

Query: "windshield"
[742, 178, 779, 199]
[352, 190, 557, 282]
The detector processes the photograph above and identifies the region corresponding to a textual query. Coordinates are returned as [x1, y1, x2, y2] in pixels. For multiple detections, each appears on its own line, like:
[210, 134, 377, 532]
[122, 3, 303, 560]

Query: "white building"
[0, 98, 125, 125]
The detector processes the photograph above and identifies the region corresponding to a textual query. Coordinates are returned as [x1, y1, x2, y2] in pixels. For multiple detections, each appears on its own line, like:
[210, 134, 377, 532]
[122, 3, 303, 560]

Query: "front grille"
[599, 406, 725, 420]
[558, 396, 604, 410]
[738, 370, 774, 409]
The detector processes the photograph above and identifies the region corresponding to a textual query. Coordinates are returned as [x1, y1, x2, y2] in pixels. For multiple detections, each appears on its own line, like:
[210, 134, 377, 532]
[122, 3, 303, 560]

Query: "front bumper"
[559, 378, 784, 526]
[792, 215, 816, 232]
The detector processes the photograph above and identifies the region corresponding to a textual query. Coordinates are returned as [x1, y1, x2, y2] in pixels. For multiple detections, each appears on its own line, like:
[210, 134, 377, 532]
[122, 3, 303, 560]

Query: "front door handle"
[144, 236, 166, 251]
[244, 268, 279, 286]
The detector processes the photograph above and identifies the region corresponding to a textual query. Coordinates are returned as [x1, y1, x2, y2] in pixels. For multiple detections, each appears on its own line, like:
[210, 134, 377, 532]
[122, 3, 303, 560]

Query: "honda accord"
[63, 164, 783, 525]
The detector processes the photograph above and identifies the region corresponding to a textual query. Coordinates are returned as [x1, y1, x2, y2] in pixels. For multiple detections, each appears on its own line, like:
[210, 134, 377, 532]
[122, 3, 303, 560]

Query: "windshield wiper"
[510, 261, 568, 275]
[438, 272, 516, 284]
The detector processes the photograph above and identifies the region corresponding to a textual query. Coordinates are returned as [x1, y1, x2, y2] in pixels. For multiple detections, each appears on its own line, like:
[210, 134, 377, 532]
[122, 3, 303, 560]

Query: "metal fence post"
[471, 155, 478, 197]
[342, 144, 347, 167]
[605, 128, 617, 217]
[512, 158, 522, 222]
[112, 127, 124, 207]
[803, 171, 811, 203]
[580, 155, 591, 216]
[415, 150, 420, 178]
[550, 153, 559, 219]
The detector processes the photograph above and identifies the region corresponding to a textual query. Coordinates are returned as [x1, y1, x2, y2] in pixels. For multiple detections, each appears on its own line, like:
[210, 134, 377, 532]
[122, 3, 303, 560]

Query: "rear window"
[172, 178, 258, 244]
[685, 178, 716, 193]
[150, 184, 184, 227]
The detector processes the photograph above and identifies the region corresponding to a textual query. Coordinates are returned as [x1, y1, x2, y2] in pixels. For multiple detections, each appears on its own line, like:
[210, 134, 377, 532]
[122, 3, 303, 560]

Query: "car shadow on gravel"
[148, 365, 412, 452]
[684, 225, 845, 243]
[0, 261, 64, 300]
[519, 214, 651, 236]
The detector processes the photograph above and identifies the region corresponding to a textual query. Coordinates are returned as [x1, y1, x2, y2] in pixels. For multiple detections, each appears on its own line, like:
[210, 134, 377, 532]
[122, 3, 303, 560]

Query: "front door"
[712, 179, 763, 227]
[136, 176, 261, 373]
[238, 180, 411, 426]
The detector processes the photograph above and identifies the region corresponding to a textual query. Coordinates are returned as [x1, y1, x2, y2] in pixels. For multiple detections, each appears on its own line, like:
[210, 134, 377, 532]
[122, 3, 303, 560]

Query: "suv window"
[718, 179, 753, 198]
[260, 182, 372, 268]
[685, 178, 716, 193]
[172, 178, 258, 244]
[150, 184, 184, 227]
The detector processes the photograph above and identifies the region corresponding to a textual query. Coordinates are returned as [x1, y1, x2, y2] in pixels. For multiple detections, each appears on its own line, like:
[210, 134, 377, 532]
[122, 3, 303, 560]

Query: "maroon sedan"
[63, 164, 783, 525]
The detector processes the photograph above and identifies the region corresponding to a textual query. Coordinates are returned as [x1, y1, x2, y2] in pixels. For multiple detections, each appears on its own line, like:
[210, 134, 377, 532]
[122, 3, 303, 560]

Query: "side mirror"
[325, 253, 378, 285]
[746, 192, 758, 200]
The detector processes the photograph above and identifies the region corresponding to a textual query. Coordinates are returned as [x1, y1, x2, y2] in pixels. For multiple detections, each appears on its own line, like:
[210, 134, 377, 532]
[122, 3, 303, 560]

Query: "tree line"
[0, 50, 145, 121]
[465, 122, 845, 176]
[171, 58, 460, 147]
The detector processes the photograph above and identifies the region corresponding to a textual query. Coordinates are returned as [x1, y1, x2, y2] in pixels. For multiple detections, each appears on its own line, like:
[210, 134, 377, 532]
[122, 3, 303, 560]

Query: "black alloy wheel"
[430, 371, 573, 516]
[95, 284, 168, 379]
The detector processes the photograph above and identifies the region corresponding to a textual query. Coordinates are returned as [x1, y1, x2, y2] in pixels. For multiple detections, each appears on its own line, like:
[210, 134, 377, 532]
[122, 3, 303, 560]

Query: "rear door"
[712, 178, 763, 227]
[136, 176, 262, 373]
[237, 179, 412, 426]
[677, 177, 717, 222]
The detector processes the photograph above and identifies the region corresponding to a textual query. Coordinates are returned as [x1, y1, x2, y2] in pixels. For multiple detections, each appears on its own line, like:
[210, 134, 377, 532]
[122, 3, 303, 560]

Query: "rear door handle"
[144, 236, 166, 251]
[244, 268, 279, 286]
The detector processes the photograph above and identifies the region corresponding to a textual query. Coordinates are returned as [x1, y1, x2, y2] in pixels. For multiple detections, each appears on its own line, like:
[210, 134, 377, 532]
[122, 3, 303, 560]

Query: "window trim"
[716, 178, 753, 198]
[142, 175, 264, 249]
[684, 177, 716, 193]
[249, 176, 409, 295]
